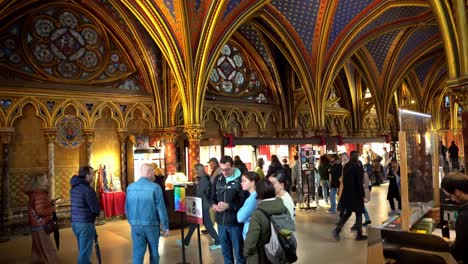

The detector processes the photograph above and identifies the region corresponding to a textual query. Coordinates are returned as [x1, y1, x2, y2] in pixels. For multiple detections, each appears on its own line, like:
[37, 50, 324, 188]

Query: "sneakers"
[356, 234, 368, 241]
[388, 210, 397, 216]
[176, 240, 188, 248]
[209, 243, 221, 250]
[363, 220, 372, 226]
[332, 229, 340, 241]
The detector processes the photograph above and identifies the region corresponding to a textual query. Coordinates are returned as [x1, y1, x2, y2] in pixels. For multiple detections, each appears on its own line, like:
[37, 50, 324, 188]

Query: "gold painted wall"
[54, 145, 80, 201]
[9, 104, 47, 207]
[91, 110, 120, 190]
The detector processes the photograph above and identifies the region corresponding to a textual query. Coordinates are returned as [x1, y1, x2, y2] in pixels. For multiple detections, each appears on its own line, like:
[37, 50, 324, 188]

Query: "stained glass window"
[208, 44, 268, 103]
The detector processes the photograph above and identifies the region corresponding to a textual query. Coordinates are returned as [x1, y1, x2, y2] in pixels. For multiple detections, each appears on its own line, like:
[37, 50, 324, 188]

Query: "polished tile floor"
[0, 184, 392, 263]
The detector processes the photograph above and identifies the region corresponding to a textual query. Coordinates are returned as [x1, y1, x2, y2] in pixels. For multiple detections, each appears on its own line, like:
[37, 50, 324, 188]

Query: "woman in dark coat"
[266, 155, 283, 178]
[332, 151, 367, 241]
[387, 161, 401, 215]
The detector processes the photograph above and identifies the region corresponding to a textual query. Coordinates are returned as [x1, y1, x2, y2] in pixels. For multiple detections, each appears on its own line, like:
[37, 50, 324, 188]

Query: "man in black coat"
[332, 151, 367, 241]
[327, 154, 342, 214]
[448, 141, 459, 171]
[441, 172, 468, 264]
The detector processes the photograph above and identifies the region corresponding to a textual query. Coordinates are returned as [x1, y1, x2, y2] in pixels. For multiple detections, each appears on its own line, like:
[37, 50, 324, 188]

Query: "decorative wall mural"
[0, 3, 141, 90]
[57, 115, 83, 149]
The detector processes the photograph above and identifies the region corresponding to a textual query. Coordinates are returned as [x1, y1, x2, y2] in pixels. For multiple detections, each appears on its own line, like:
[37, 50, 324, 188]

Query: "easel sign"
[174, 186, 186, 212]
[186, 196, 203, 224]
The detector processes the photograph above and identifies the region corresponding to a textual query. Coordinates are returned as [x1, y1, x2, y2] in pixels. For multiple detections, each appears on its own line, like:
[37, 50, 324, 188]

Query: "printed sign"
[174, 186, 186, 212]
[185, 196, 203, 224]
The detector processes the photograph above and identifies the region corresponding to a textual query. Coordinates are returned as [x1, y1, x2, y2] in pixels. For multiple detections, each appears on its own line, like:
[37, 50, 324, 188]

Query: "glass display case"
[398, 109, 440, 231]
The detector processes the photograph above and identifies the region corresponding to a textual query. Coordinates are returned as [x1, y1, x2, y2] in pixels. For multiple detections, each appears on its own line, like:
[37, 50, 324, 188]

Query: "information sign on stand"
[174, 186, 186, 212]
[174, 185, 190, 264]
[186, 196, 203, 224]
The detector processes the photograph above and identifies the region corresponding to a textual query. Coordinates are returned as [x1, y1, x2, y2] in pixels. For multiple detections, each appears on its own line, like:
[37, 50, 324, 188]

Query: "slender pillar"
[184, 125, 205, 181]
[118, 129, 128, 191]
[162, 128, 179, 176]
[43, 129, 56, 198]
[83, 129, 95, 167]
[0, 128, 13, 241]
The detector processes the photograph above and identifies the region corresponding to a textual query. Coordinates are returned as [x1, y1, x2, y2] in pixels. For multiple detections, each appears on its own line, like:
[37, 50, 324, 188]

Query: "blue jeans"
[72, 222, 96, 264]
[131, 225, 160, 264]
[218, 224, 245, 264]
[363, 206, 371, 222]
[329, 188, 338, 212]
[355, 206, 371, 225]
[320, 180, 329, 202]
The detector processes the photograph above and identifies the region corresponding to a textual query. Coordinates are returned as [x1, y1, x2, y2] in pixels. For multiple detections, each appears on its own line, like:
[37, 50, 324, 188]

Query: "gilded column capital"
[0, 128, 15, 144]
[447, 78, 468, 110]
[184, 125, 205, 141]
[161, 127, 180, 143]
[83, 128, 94, 143]
[43, 128, 56, 143]
[117, 129, 128, 143]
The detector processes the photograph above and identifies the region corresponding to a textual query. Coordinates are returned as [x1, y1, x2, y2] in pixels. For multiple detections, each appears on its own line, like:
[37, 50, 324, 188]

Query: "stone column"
[118, 129, 128, 191]
[448, 79, 468, 172]
[83, 129, 95, 167]
[0, 128, 13, 241]
[162, 128, 179, 176]
[184, 125, 205, 181]
[43, 129, 56, 198]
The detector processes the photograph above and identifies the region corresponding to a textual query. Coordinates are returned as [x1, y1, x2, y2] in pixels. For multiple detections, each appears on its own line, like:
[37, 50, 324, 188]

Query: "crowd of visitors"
[22, 142, 466, 264]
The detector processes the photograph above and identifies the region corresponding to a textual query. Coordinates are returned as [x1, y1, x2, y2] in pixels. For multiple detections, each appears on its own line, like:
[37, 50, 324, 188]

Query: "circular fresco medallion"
[81, 27, 98, 45]
[59, 12, 78, 28]
[35, 19, 55, 38]
[80, 50, 98, 69]
[58, 61, 78, 78]
[33, 44, 54, 63]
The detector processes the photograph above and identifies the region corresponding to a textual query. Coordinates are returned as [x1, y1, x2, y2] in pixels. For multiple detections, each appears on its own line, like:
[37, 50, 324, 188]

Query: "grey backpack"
[258, 208, 298, 263]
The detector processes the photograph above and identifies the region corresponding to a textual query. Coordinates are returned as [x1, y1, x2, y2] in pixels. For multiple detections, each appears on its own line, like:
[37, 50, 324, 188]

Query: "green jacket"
[244, 197, 288, 264]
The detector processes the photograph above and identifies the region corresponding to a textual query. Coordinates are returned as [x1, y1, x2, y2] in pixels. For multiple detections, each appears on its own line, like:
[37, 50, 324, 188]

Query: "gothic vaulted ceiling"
[1, 0, 466, 133]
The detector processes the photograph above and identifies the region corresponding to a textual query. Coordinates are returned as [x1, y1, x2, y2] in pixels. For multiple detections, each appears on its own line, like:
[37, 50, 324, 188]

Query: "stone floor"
[0, 184, 392, 264]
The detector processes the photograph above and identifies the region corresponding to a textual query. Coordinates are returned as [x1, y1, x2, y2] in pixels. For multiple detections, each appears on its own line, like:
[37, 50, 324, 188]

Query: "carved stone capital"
[184, 125, 205, 141]
[161, 128, 180, 143]
[0, 128, 14, 144]
[448, 78, 468, 110]
[43, 128, 56, 143]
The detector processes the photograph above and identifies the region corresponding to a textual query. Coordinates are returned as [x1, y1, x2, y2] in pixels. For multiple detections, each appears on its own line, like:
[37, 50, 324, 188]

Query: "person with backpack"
[269, 171, 295, 221]
[211, 155, 248, 264]
[244, 179, 297, 263]
[177, 164, 221, 249]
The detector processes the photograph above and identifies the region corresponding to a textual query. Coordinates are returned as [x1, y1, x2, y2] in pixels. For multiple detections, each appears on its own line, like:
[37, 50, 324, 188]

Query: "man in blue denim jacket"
[126, 163, 169, 264]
